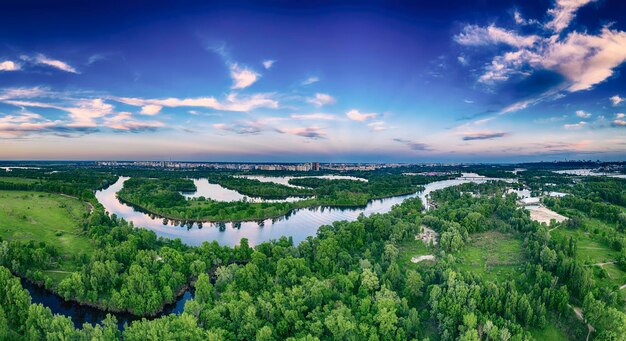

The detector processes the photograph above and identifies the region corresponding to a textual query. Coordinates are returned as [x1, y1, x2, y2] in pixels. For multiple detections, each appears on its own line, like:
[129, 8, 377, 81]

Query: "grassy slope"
[0, 191, 93, 283]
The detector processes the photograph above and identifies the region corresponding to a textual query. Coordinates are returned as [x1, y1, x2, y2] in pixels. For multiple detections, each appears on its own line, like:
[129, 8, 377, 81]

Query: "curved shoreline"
[19, 270, 192, 318]
[116, 186, 424, 225]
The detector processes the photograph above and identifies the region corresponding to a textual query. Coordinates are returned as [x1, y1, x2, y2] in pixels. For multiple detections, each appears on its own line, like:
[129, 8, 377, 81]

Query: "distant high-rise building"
[312, 162, 320, 171]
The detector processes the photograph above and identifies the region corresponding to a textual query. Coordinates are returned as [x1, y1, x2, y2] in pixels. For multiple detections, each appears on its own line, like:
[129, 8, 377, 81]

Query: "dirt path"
[59, 193, 94, 214]
[592, 261, 616, 266]
[411, 255, 435, 263]
[569, 305, 595, 341]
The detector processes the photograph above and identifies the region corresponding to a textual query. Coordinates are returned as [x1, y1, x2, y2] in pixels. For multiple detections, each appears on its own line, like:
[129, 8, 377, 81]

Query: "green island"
[115, 171, 448, 222]
[0, 162, 624, 340]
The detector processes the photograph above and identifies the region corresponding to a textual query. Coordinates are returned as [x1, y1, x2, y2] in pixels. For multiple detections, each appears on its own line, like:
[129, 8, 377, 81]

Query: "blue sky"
[1, 0, 625, 162]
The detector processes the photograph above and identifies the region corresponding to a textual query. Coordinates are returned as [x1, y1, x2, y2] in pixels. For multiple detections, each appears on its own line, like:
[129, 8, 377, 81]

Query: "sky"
[0, 0, 625, 163]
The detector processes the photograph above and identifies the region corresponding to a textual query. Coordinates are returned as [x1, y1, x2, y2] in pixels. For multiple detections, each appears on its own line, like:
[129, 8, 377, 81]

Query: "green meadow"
[0, 191, 93, 283]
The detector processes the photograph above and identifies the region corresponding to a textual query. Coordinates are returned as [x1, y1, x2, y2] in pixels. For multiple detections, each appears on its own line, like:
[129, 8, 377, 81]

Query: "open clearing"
[525, 205, 567, 224]
[0, 190, 93, 282]
[398, 239, 435, 270]
[456, 231, 525, 281]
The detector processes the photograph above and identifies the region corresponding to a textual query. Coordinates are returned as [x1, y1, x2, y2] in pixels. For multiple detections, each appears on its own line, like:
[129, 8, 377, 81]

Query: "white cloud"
[103, 112, 164, 131]
[306, 93, 336, 107]
[457, 2, 626, 113]
[0, 61, 20, 71]
[212, 121, 264, 134]
[464, 99, 474, 104]
[290, 113, 337, 120]
[542, 27, 626, 91]
[367, 121, 388, 132]
[302, 76, 319, 86]
[478, 49, 541, 84]
[454, 24, 539, 48]
[346, 109, 377, 122]
[564, 121, 587, 129]
[262, 60, 275, 69]
[229, 63, 259, 89]
[610, 95, 624, 106]
[0, 112, 61, 138]
[612, 118, 626, 127]
[140, 104, 162, 115]
[112, 93, 278, 112]
[34, 54, 79, 74]
[545, 0, 595, 33]
[4, 98, 114, 128]
[65, 99, 114, 127]
[575, 110, 591, 118]
[0, 87, 52, 101]
[616, 113, 625, 119]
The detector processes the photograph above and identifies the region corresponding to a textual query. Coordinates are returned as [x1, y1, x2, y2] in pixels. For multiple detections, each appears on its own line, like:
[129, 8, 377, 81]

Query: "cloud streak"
[33, 54, 79, 74]
[461, 132, 509, 141]
[112, 93, 278, 112]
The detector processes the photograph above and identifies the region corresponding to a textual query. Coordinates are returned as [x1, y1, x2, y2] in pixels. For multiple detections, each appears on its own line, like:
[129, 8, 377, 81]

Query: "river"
[27, 173, 507, 329]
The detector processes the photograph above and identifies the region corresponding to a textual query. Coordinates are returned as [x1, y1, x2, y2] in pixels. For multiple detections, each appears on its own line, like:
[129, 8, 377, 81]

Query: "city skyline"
[1, 0, 626, 162]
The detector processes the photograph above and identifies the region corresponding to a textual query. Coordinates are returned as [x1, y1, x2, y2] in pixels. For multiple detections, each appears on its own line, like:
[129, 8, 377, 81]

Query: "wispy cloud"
[302, 76, 319, 86]
[456, 0, 626, 116]
[229, 63, 259, 89]
[262, 59, 275, 69]
[545, 0, 595, 33]
[461, 131, 509, 141]
[455, 24, 538, 48]
[213, 122, 263, 135]
[368, 121, 388, 132]
[610, 95, 624, 106]
[104, 112, 164, 132]
[0, 61, 20, 71]
[0, 112, 61, 138]
[290, 113, 337, 120]
[393, 138, 431, 151]
[32, 54, 79, 74]
[575, 110, 591, 118]
[346, 109, 377, 122]
[112, 93, 278, 112]
[564, 121, 587, 129]
[613, 113, 626, 127]
[275, 126, 326, 139]
[306, 93, 335, 107]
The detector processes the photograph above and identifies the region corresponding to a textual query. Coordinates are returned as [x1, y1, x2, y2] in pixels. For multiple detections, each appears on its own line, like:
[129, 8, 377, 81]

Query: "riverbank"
[116, 183, 424, 224]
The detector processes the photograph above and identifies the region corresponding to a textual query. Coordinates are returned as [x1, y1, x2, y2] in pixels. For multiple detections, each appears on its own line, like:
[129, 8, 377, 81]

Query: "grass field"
[0, 190, 93, 282]
[0, 176, 39, 184]
[530, 323, 570, 341]
[397, 239, 436, 271]
[456, 231, 526, 282]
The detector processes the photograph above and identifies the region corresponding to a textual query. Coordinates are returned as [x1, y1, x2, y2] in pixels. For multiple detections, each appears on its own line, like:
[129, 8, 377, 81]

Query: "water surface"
[96, 176, 504, 247]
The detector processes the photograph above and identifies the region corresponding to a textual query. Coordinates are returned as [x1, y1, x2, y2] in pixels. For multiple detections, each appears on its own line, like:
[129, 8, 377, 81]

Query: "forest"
[0, 163, 625, 340]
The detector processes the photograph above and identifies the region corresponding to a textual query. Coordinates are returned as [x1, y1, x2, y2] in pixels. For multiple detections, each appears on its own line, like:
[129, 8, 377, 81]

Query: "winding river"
[27, 173, 507, 329]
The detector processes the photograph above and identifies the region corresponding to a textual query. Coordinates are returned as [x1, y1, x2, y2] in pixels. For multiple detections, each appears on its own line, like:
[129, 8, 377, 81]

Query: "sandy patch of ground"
[526, 205, 567, 224]
[411, 255, 435, 263]
[416, 225, 438, 245]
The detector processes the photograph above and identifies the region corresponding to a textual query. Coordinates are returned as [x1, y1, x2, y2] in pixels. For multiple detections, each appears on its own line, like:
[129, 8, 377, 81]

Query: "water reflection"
[96, 176, 505, 247]
[23, 278, 192, 329]
[182, 178, 306, 203]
